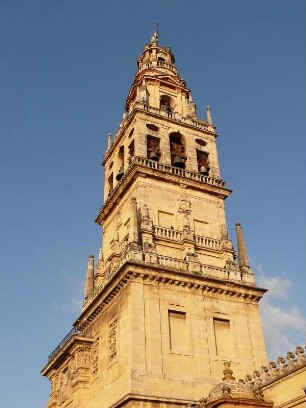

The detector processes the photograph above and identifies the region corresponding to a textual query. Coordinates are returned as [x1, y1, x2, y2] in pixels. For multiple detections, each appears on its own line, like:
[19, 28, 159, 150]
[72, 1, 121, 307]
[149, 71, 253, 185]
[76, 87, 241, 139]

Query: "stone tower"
[41, 32, 268, 408]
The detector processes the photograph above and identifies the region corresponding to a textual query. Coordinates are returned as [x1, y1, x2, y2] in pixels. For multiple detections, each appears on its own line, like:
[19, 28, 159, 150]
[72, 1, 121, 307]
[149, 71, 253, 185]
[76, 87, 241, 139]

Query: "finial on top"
[223, 361, 235, 381]
[150, 23, 159, 44]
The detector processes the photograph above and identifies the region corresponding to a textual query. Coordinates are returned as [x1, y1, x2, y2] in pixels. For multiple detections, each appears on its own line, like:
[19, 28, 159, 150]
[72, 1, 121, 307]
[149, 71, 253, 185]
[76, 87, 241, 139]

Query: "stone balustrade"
[157, 254, 188, 271]
[83, 246, 253, 310]
[195, 235, 221, 249]
[153, 226, 182, 241]
[98, 156, 227, 218]
[137, 60, 178, 74]
[133, 156, 226, 187]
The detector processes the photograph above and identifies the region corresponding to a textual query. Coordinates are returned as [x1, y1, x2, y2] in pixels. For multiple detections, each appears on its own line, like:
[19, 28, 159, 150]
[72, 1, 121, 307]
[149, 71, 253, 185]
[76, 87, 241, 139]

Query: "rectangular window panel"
[213, 318, 233, 357]
[194, 220, 209, 236]
[158, 211, 174, 228]
[168, 310, 187, 352]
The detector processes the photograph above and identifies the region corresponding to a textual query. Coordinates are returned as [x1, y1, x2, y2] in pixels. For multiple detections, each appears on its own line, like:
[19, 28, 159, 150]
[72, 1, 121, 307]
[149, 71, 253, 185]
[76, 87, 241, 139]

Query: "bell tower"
[42, 32, 268, 408]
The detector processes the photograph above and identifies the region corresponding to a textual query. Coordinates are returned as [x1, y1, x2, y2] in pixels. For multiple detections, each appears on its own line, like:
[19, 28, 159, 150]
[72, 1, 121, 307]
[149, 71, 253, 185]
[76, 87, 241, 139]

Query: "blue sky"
[0, 1, 305, 407]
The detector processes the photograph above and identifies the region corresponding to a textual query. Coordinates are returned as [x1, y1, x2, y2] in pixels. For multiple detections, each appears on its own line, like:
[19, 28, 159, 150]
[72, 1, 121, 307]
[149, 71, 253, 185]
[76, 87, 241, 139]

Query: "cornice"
[41, 335, 93, 376]
[96, 158, 231, 224]
[109, 392, 196, 408]
[75, 261, 267, 331]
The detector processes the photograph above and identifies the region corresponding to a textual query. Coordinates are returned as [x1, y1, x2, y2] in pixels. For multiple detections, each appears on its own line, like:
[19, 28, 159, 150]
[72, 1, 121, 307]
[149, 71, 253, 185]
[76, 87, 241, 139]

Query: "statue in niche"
[183, 213, 191, 230]
[221, 224, 229, 239]
[59, 371, 68, 399]
[142, 204, 150, 220]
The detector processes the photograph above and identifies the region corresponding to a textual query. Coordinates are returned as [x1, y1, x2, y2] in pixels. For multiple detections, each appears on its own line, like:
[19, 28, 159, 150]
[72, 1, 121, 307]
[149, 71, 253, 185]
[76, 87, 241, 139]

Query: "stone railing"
[154, 226, 182, 241]
[133, 156, 226, 187]
[195, 235, 221, 250]
[137, 60, 178, 74]
[98, 157, 227, 219]
[157, 254, 188, 271]
[83, 245, 253, 310]
[48, 327, 84, 363]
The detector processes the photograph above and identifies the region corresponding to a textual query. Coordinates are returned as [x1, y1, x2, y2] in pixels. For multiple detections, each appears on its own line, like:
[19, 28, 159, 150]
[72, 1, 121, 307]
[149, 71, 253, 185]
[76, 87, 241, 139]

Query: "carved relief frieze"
[58, 368, 69, 402]
[109, 318, 118, 364]
[91, 338, 99, 377]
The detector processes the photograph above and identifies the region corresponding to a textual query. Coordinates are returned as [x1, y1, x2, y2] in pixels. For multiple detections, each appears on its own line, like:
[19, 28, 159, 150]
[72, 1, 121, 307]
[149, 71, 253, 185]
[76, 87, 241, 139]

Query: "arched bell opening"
[196, 149, 210, 176]
[147, 135, 161, 162]
[160, 94, 175, 115]
[169, 132, 187, 169]
[116, 145, 125, 181]
[108, 173, 114, 195]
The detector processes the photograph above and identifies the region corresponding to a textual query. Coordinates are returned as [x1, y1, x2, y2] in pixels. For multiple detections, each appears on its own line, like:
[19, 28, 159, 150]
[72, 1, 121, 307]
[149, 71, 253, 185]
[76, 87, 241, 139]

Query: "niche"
[116, 145, 124, 181]
[147, 135, 161, 161]
[196, 149, 210, 175]
[169, 132, 186, 169]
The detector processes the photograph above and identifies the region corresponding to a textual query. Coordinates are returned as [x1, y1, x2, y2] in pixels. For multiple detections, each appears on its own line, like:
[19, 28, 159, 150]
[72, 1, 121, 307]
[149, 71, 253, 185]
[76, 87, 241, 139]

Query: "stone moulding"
[95, 156, 231, 224]
[41, 335, 93, 375]
[75, 260, 266, 332]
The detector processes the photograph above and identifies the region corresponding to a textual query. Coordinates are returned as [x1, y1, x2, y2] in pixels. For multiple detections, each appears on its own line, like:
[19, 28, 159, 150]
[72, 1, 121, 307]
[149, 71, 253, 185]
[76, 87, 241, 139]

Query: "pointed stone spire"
[206, 106, 213, 125]
[107, 133, 112, 149]
[235, 223, 251, 273]
[129, 197, 139, 245]
[85, 254, 94, 300]
[98, 248, 103, 262]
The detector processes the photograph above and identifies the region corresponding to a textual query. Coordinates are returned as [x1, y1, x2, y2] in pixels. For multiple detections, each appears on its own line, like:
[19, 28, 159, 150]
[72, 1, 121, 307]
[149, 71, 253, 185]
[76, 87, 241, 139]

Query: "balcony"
[47, 327, 83, 363]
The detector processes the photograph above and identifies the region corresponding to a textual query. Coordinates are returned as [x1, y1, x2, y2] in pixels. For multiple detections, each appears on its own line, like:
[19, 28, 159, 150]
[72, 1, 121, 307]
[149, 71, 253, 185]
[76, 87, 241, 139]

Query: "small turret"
[235, 223, 251, 274]
[107, 133, 112, 149]
[84, 254, 94, 300]
[206, 106, 213, 125]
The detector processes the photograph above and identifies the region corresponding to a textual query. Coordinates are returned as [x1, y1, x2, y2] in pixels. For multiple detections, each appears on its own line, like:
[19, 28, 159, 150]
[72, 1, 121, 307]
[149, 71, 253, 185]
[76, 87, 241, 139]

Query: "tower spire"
[235, 223, 250, 273]
[84, 254, 94, 300]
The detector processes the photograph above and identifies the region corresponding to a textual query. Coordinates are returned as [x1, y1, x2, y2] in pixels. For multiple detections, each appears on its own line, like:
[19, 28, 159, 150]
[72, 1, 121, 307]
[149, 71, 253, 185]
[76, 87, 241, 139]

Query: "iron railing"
[48, 327, 83, 363]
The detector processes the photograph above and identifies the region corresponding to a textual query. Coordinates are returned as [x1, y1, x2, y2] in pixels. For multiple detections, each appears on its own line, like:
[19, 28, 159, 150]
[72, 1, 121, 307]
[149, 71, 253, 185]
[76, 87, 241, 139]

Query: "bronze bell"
[149, 150, 159, 161]
[199, 165, 208, 175]
[116, 165, 124, 181]
[172, 155, 185, 168]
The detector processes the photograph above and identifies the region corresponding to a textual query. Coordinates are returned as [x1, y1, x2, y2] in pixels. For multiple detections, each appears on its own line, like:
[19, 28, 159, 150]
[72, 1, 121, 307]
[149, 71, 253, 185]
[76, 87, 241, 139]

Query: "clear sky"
[0, 1, 305, 407]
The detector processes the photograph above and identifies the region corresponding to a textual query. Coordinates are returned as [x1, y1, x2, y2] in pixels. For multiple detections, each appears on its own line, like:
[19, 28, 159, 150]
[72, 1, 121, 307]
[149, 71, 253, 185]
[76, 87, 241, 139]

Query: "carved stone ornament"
[91, 338, 99, 376]
[58, 370, 69, 400]
[177, 196, 191, 214]
[109, 318, 118, 363]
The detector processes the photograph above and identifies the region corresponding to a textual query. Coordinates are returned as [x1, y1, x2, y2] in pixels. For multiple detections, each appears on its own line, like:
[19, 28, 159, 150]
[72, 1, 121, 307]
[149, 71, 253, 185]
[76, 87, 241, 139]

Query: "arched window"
[116, 146, 124, 181]
[196, 149, 210, 175]
[169, 132, 186, 169]
[160, 94, 175, 115]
